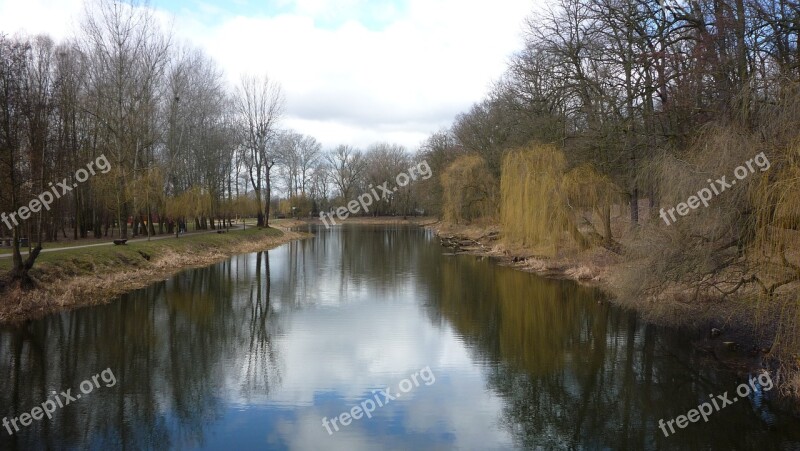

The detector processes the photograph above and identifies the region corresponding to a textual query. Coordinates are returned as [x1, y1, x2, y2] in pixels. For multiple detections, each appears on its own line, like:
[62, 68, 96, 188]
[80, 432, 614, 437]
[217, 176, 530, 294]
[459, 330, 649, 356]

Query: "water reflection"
[423, 251, 800, 449]
[0, 225, 798, 450]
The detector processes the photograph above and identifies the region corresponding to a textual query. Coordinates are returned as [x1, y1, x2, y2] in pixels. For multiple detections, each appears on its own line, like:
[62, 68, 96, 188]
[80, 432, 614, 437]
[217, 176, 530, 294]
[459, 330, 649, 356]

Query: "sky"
[0, 0, 539, 150]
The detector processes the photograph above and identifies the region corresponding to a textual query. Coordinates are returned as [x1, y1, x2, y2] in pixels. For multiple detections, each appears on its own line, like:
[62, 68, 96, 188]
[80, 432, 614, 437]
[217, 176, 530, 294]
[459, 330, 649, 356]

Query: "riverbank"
[0, 223, 309, 324]
[300, 216, 439, 227]
[426, 219, 800, 411]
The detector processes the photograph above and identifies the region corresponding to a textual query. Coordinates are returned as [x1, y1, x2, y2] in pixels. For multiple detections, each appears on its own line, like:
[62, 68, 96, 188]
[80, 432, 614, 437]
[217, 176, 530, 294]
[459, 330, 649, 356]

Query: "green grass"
[0, 227, 284, 273]
[0, 238, 108, 255]
[0, 220, 294, 256]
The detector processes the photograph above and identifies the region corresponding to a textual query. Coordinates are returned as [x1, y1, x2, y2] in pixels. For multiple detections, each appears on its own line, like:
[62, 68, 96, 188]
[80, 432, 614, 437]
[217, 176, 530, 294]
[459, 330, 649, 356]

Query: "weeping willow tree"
[441, 154, 498, 223]
[748, 147, 800, 371]
[734, 89, 800, 397]
[613, 96, 800, 395]
[500, 144, 621, 254]
[166, 187, 212, 231]
[279, 195, 313, 217]
[230, 195, 260, 219]
[501, 145, 569, 252]
[129, 167, 165, 239]
[562, 164, 623, 246]
[750, 156, 800, 293]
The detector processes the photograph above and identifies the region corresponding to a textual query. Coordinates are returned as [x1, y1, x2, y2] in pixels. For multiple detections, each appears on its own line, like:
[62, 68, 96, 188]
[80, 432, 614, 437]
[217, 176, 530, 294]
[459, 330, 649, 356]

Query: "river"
[1, 224, 798, 450]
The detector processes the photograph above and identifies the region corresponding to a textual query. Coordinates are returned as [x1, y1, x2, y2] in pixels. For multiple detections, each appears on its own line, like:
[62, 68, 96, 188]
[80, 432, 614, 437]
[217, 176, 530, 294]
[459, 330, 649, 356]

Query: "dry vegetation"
[408, 0, 800, 407]
[434, 118, 800, 400]
[428, 88, 800, 402]
[501, 144, 622, 254]
[440, 155, 497, 224]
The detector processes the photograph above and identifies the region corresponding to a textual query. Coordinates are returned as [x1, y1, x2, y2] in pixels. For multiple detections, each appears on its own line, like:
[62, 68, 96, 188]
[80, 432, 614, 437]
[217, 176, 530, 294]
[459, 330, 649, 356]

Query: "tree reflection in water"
[420, 254, 800, 449]
[1, 226, 799, 450]
[0, 251, 284, 450]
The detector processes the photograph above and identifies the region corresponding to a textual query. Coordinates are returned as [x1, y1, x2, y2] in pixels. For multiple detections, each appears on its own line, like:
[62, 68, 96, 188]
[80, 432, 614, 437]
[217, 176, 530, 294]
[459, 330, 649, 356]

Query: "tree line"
[0, 0, 432, 284]
[414, 0, 800, 369]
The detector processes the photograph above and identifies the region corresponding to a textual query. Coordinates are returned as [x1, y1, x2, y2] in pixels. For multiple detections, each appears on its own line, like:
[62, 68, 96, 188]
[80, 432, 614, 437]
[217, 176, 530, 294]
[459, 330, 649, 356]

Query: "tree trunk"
[265, 173, 272, 227]
[10, 226, 42, 288]
[598, 204, 612, 244]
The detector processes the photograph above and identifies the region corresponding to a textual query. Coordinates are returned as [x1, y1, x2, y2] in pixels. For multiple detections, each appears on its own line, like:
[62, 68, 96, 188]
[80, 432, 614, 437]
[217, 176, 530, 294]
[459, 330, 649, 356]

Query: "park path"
[0, 226, 248, 259]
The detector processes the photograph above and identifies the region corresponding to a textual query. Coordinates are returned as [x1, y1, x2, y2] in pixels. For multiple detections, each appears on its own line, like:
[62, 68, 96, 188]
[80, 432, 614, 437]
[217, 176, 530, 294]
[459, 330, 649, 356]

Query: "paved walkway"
[0, 225, 252, 259]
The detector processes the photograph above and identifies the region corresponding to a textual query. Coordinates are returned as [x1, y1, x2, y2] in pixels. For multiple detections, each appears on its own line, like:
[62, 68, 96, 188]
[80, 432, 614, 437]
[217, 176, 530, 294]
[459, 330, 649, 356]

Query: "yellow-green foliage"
[218, 196, 257, 220]
[501, 144, 620, 253]
[166, 187, 212, 219]
[562, 164, 620, 212]
[563, 163, 622, 243]
[229, 196, 260, 218]
[749, 142, 800, 359]
[130, 167, 165, 213]
[279, 195, 314, 217]
[440, 154, 498, 223]
[752, 149, 800, 253]
[501, 145, 569, 252]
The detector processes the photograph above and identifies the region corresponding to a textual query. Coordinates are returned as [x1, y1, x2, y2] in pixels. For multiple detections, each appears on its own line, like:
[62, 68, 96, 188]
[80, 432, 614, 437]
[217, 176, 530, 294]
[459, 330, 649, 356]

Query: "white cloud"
[0, 0, 84, 39]
[207, 245, 517, 450]
[0, 0, 539, 149]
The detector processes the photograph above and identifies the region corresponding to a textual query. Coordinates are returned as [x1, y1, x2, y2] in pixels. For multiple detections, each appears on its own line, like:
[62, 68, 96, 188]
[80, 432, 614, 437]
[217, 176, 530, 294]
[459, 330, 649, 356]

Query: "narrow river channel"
[1, 225, 798, 450]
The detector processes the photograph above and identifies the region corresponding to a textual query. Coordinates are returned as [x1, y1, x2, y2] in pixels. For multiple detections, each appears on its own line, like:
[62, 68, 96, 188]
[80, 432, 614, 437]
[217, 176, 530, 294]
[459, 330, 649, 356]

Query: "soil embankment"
[0, 225, 308, 324]
[0, 217, 428, 323]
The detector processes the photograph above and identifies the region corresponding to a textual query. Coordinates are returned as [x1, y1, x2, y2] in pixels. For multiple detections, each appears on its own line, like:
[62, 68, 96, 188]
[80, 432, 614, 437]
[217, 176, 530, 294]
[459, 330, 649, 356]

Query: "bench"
[113, 239, 128, 246]
[0, 238, 22, 247]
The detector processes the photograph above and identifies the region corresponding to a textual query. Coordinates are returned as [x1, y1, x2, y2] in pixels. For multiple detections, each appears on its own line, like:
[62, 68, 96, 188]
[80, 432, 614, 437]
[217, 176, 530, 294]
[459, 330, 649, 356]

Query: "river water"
[1, 224, 799, 450]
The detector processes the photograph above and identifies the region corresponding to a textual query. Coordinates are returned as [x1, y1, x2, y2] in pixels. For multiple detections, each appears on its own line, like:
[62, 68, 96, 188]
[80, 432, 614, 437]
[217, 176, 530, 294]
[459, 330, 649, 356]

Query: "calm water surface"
[1, 225, 799, 450]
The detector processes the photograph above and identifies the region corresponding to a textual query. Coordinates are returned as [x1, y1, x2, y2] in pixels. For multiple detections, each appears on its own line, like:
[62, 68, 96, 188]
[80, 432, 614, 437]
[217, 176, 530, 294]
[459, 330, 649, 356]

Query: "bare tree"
[309, 160, 332, 210]
[81, 0, 171, 238]
[233, 74, 284, 226]
[275, 130, 321, 198]
[0, 35, 38, 284]
[165, 46, 232, 231]
[325, 145, 365, 202]
[363, 143, 409, 216]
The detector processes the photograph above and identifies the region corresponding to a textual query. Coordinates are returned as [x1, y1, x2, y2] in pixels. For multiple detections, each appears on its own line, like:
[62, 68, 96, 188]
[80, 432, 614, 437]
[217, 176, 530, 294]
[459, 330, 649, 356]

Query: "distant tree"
[441, 155, 497, 224]
[80, 0, 171, 239]
[325, 145, 365, 202]
[233, 74, 284, 226]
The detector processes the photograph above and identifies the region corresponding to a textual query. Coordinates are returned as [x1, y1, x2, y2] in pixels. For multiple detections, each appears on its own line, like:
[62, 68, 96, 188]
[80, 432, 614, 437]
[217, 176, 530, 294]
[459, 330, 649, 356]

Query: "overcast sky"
[0, 0, 538, 150]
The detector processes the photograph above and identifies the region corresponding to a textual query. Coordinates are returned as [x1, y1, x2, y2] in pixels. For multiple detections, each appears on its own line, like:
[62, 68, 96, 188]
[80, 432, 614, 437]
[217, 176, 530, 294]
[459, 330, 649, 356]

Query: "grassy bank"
[0, 225, 308, 324]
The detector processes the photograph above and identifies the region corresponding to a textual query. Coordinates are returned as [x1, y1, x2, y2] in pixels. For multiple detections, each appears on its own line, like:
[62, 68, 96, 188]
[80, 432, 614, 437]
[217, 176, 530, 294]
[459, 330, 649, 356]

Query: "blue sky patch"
[155, 0, 407, 31]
